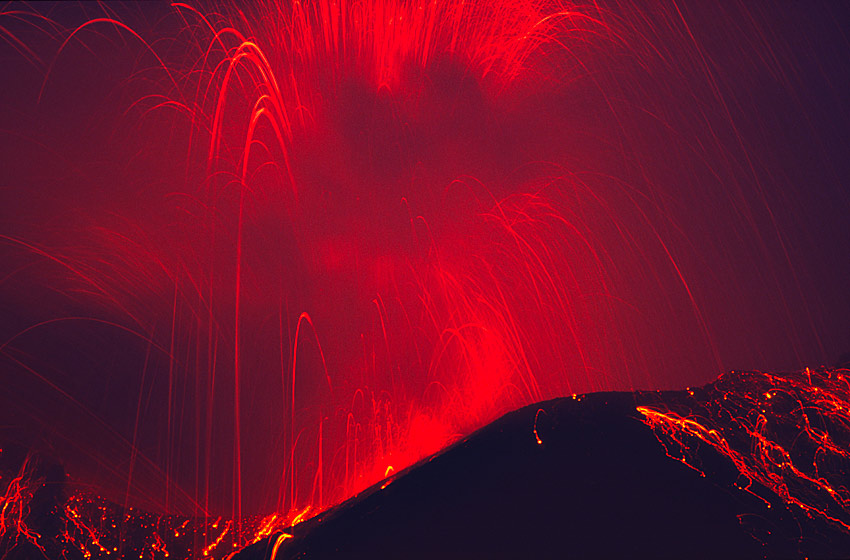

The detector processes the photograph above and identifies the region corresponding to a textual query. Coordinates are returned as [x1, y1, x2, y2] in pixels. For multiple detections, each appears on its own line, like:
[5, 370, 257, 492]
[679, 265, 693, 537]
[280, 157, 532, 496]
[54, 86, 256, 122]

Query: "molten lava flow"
[637, 367, 850, 534]
[0, 455, 46, 557]
[2, 368, 849, 558]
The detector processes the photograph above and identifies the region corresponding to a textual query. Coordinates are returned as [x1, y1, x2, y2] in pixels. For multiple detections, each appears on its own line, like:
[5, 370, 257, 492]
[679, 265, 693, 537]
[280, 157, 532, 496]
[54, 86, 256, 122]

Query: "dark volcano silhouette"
[233, 370, 850, 560]
[5, 369, 850, 559]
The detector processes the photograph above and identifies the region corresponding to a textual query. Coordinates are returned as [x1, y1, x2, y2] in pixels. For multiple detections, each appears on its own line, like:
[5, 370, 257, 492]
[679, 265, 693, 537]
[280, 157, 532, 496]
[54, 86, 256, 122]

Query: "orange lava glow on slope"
[638, 368, 850, 534]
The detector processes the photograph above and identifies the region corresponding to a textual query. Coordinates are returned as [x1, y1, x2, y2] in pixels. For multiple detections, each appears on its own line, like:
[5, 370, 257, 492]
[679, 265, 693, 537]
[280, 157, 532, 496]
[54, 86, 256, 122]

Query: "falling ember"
[1, 0, 850, 557]
[533, 408, 546, 445]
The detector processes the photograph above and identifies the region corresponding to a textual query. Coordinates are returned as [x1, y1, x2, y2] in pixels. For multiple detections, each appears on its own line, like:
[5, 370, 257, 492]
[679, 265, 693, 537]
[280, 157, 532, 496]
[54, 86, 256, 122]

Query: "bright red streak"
[1, 0, 848, 551]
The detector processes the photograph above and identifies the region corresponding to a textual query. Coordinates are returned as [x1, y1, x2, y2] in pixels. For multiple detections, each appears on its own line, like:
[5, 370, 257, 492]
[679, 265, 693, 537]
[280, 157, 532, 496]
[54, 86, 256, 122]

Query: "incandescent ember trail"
[1, 1, 849, 557]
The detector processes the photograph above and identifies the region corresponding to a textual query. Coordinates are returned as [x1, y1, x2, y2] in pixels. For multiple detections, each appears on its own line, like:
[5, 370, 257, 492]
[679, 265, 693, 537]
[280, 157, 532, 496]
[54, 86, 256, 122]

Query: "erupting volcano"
[1, 0, 848, 558]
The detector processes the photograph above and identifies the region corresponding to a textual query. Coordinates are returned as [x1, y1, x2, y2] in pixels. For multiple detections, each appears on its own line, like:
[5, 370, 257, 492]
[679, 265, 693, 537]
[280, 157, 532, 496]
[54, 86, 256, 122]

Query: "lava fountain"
[0, 0, 847, 545]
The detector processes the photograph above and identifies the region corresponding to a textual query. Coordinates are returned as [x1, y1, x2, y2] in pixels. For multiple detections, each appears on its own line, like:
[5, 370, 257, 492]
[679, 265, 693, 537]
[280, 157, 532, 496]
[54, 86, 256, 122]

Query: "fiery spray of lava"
[117, 0, 625, 520]
[2, 0, 626, 521]
[1, 0, 848, 549]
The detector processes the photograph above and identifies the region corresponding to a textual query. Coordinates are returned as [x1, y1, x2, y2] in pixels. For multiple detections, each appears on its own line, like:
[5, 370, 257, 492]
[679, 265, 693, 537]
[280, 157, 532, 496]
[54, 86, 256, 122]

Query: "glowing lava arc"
[171, 0, 631, 523]
[6, 0, 626, 523]
[2, 0, 845, 551]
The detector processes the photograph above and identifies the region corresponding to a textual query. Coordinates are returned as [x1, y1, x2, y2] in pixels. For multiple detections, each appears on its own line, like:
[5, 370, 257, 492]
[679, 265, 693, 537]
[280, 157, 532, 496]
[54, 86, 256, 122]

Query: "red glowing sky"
[1, 0, 848, 518]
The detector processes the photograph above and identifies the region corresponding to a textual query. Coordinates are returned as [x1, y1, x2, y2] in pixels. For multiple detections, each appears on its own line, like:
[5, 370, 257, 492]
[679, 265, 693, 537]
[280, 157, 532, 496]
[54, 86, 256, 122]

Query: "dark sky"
[1, 0, 849, 516]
